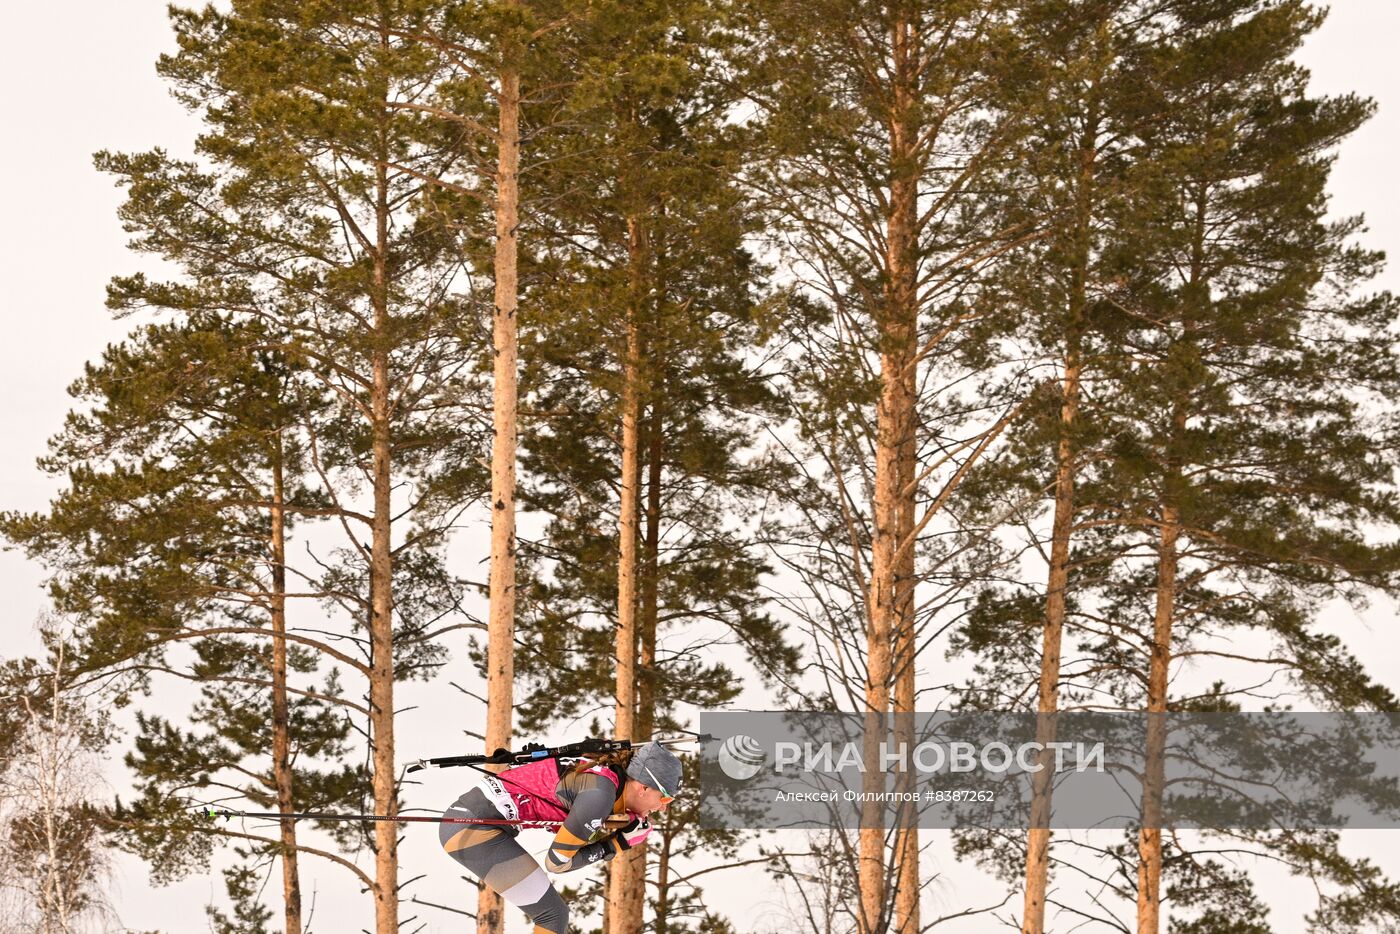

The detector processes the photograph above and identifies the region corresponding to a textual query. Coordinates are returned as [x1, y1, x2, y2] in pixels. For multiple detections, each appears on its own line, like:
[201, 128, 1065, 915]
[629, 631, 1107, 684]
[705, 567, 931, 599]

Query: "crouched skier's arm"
[544, 771, 628, 872]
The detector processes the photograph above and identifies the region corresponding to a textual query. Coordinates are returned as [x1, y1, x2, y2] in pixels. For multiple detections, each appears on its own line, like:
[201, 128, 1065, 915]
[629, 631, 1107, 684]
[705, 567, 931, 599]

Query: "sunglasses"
[642, 764, 676, 804]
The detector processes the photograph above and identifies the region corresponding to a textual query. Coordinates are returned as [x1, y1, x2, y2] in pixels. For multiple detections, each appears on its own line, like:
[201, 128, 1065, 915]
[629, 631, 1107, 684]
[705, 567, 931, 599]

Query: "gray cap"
[626, 742, 683, 796]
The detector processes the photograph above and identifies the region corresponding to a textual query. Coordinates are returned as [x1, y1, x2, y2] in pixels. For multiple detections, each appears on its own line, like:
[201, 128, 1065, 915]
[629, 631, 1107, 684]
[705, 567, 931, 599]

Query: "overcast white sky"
[2, 3, 1398, 932]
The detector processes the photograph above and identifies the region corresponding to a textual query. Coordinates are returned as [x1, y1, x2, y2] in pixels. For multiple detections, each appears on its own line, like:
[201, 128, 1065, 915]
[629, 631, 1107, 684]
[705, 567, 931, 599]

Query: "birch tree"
[0, 630, 113, 934]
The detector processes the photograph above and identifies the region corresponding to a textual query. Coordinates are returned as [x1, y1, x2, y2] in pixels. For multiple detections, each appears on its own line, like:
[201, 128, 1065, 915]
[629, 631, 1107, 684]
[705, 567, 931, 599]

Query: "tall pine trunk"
[369, 112, 399, 933]
[640, 402, 663, 742]
[1136, 500, 1177, 934]
[480, 37, 522, 934]
[861, 272, 900, 934]
[654, 813, 674, 934]
[1021, 353, 1078, 934]
[607, 214, 649, 934]
[629, 399, 665, 926]
[892, 552, 918, 934]
[1021, 351, 1078, 934]
[269, 443, 303, 934]
[892, 249, 919, 934]
[1023, 115, 1096, 934]
[1137, 193, 1203, 934]
[862, 12, 920, 932]
[639, 229, 668, 746]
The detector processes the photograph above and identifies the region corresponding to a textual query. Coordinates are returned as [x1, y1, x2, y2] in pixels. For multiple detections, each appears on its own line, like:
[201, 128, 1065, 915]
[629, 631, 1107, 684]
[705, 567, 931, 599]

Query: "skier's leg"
[440, 793, 569, 933]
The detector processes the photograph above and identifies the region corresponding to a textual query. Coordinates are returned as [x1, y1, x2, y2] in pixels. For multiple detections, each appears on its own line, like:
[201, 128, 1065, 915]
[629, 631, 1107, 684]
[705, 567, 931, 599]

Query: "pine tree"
[734, 1, 1040, 928]
[386, 2, 539, 924]
[947, 3, 1218, 929]
[207, 864, 275, 934]
[492, 2, 800, 929]
[1050, 2, 1400, 930]
[944, 3, 1400, 930]
[152, 5, 489, 927]
[1, 313, 365, 930]
[484, 11, 522, 929]
[3, 2, 492, 927]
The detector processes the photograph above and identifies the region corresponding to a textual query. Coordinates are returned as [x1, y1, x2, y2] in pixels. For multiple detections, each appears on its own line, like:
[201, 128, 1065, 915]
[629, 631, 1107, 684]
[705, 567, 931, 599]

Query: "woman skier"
[439, 741, 682, 933]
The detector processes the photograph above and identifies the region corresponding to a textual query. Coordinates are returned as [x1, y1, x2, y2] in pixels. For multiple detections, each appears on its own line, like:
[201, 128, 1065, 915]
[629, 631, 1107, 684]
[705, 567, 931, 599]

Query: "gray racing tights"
[439, 787, 569, 934]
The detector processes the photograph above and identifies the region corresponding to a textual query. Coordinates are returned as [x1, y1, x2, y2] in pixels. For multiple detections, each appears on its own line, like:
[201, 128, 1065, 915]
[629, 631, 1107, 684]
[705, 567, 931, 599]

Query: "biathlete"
[439, 742, 682, 933]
